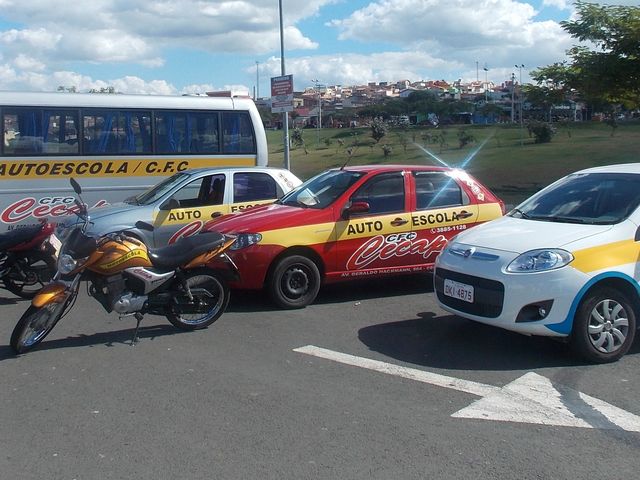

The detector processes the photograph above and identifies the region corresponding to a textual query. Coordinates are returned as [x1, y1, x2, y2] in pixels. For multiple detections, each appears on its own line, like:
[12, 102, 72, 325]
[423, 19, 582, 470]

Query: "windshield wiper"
[510, 208, 530, 219]
[529, 215, 589, 224]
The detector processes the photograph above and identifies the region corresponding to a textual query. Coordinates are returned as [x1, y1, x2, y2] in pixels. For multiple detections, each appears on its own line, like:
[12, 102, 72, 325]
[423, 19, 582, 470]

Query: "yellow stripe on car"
[571, 239, 640, 273]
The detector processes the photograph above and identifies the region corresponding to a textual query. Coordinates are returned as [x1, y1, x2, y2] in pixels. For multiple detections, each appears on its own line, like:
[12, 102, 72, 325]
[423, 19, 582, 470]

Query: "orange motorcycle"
[10, 179, 237, 354]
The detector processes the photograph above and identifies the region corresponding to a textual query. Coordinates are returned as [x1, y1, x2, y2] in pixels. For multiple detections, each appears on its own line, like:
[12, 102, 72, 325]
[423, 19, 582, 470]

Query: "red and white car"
[205, 165, 505, 308]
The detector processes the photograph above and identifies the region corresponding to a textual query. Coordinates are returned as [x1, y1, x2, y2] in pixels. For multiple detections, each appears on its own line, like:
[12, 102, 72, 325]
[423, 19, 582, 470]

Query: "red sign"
[271, 75, 294, 113]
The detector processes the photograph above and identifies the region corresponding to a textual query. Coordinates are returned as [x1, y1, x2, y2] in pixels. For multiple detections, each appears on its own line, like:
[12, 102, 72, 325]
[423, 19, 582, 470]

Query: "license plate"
[444, 278, 474, 303]
[48, 233, 62, 258]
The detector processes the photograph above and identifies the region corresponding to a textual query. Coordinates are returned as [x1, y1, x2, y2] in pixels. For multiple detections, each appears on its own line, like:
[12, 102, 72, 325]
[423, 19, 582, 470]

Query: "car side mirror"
[159, 198, 180, 211]
[342, 201, 370, 219]
[135, 221, 154, 232]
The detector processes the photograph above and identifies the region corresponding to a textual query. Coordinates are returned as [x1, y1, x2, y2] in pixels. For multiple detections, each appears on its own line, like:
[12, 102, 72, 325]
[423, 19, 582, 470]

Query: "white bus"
[0, 91, 268, 230]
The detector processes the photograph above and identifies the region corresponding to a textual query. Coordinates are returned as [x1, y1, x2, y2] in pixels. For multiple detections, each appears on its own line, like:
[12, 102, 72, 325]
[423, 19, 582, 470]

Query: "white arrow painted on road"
[294, 345, 640, 433]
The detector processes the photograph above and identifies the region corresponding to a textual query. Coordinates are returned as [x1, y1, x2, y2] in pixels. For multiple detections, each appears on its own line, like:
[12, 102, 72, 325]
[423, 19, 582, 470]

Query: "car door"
[408, 170, 479, 270]
[152, 173, 230, 246]
[332, 170, 413, 277]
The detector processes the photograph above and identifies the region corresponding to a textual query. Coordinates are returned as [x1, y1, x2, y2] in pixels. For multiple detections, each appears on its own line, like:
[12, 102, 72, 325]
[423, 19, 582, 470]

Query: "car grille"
[434, 267, 505, 318]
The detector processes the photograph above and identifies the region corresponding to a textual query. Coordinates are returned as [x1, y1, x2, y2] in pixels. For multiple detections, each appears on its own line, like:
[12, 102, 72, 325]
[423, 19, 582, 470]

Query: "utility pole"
[278, 0, 290, 170]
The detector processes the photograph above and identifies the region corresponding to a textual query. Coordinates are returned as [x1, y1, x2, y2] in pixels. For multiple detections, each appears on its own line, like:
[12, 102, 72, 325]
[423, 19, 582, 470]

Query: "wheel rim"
[588, 298, 630, 354]
[281, 265, 312, 299]
[19, 304, 60, 347]
[177, 275, 225, 326]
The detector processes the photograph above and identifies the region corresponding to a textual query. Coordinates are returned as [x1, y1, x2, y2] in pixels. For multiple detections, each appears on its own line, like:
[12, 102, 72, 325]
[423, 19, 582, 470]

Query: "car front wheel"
[268, 255, 321, 309]
[570, 287, 636, 363]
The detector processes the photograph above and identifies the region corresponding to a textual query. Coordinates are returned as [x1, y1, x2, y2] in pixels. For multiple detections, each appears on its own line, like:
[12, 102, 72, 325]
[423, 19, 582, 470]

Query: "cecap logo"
[347, 233, 448, 270]
[463, 247, 476, 258]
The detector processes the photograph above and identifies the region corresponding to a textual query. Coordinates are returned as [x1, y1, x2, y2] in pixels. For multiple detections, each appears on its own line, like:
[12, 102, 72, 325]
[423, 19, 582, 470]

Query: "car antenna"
[339, 155, 352, 171]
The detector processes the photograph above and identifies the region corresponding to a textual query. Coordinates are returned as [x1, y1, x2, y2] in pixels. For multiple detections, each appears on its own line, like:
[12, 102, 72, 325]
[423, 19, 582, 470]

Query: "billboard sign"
[271, 75, 294, 113]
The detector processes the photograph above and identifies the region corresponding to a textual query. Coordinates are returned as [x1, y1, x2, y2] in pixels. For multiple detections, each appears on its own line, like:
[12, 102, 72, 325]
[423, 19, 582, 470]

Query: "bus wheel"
[268, 255, 320, 309]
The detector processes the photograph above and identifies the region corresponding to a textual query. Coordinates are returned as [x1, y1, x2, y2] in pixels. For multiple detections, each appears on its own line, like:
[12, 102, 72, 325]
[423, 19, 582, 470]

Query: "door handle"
[211, 212, 223, 218]
[391, 218, 408, 227]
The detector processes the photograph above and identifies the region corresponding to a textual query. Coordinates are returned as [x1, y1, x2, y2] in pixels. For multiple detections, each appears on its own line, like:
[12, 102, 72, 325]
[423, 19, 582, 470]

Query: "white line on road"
[294, 345, 640, 433]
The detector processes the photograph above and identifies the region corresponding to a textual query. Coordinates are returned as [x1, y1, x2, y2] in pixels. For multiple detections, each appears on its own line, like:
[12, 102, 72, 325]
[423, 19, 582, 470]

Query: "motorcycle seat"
[147, 231, 226, 269]
[0, 224, 45, 250]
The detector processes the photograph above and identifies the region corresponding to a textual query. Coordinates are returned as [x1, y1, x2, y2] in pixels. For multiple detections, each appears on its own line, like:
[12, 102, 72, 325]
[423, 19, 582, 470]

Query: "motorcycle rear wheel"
[165, 270, 229, 331]
[10, 303, 65, 354]
[4, 251, 57, 299]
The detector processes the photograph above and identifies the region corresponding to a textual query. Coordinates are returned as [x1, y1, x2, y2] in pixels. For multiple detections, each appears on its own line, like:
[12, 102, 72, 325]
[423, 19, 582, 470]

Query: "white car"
[77, 167, 302, 247]
[435, 163, 640, 363]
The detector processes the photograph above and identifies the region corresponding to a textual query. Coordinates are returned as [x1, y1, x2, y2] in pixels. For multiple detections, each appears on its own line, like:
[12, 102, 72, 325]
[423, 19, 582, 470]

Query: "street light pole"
[483, 65, 489, 103]
[278, 0, 290, 170]
[515, 64, 525, 145]
[255, 61, 260, 100]
[511, 72, 516, 123]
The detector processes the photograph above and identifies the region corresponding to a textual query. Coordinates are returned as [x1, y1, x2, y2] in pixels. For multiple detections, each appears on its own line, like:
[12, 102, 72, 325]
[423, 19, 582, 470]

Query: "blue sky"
[0, 0, 633, 95]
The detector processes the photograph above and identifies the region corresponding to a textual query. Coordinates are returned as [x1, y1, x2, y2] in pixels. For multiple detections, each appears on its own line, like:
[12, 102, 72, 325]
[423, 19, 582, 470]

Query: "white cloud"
[260, 51, 460, 89]
[13, 54, 45, 72]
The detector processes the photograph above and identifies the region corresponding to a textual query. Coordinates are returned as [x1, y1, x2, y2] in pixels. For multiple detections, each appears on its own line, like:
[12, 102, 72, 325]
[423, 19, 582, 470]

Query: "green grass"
[266, 121, 640, 206]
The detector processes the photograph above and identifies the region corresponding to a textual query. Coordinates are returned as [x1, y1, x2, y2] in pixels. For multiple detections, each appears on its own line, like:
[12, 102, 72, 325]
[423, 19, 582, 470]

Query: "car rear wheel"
[570, 287, 636, 363]
[268, 255, 320, 309]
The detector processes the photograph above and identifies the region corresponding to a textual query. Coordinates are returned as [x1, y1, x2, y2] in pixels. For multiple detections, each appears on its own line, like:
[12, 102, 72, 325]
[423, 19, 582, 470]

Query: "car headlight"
[229, 233, 262, 250]
[506, 249, 573, 273]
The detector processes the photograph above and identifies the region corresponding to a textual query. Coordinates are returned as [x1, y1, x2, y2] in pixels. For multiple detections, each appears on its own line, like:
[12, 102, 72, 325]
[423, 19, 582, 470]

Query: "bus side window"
[223, 112, 255, 154]
[4, 109, 79, 155]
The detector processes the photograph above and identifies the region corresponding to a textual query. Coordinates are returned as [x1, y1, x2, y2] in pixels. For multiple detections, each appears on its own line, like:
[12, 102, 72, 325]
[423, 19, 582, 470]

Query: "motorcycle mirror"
[135, 221, 154, 232]
[70, 178, 82, 195]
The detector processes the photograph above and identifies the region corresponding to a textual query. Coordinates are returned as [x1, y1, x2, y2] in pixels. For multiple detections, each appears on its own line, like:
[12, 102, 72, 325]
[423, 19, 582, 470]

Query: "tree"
[531, 1, 640, 111]
[370, 117, 388, 143]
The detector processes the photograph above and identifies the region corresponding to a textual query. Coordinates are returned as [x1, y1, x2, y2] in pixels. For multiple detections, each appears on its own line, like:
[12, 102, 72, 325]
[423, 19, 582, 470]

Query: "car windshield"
[278, 170, 364, 209]
[128, 172, 191, 206]
[511, 172, 640, 225]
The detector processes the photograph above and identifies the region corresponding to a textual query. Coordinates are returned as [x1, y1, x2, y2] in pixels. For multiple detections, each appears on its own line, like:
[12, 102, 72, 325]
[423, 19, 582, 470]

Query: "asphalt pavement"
[0, 275, 638, 479]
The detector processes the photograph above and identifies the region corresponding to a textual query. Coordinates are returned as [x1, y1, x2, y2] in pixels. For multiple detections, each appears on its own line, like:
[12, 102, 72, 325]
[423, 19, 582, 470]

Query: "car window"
[279, 170, 364, 209]
[172, 174, 226, 207]
[133, 172, 191, 205]
[233, 172, 280, 203]
[515, 173, 640, 224]
[414, 171, 466, 210]
[350, 172, 405, 215]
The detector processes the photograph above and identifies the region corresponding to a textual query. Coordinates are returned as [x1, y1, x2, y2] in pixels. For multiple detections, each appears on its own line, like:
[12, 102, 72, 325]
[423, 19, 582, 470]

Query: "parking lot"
[1, 275, 639, 479]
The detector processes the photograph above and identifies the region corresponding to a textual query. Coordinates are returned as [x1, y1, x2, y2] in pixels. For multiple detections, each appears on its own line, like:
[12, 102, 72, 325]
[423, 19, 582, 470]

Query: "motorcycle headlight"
[229, 233, 262, 250]
[57, 254, 86, 274]
[506, 249, 573, 273]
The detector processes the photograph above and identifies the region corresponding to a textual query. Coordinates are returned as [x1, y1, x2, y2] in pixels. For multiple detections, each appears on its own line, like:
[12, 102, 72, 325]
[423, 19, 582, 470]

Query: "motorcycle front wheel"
[165, 270, 230, 331]
[10, 302, 66, 354]
[4, 252, 57, 299]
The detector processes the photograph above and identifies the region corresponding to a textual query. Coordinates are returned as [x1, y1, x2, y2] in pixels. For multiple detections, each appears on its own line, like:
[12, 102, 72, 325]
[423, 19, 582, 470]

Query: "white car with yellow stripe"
[81, 167, 301, 247]
[435, 163, 640, 363]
